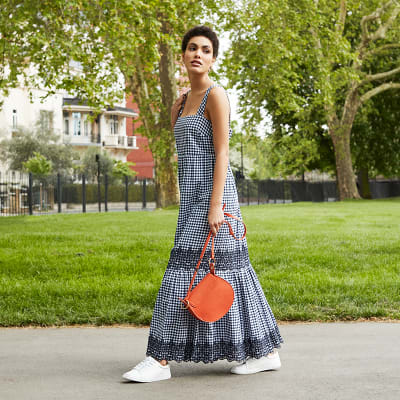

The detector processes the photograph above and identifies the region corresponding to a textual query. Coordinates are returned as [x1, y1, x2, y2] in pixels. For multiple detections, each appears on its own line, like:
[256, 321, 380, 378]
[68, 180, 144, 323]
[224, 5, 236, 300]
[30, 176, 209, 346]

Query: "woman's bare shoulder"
[207, 85, 229, 106]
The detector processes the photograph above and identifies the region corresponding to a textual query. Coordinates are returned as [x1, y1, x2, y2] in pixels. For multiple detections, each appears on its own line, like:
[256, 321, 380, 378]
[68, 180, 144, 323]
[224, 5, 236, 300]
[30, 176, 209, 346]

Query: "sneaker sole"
[230, 367, 281, 375]
[230, 362, 281, 375]
[122, 372, 171, 383]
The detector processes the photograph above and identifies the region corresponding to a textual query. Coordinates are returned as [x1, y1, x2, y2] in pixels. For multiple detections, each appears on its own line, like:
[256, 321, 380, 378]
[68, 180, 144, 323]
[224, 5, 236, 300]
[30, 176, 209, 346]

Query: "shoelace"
[134, 356, 157, 371]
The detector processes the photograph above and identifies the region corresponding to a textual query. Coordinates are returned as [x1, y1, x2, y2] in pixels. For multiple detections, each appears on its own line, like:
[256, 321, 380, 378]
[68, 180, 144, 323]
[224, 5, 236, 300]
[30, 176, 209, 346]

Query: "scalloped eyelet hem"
[146, 332, 284, 364]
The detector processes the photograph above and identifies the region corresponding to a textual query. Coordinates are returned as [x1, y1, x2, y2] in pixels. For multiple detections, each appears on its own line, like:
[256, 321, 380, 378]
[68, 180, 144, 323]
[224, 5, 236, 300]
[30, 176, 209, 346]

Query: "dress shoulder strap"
[197, 84, 218, 115]
[198, 84, 231, 126]
[178, 91, 189, 117]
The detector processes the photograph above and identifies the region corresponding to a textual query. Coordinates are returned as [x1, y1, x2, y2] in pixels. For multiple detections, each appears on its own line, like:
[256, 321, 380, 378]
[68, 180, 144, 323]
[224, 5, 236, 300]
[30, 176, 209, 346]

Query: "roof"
[62, 97, 138, 117]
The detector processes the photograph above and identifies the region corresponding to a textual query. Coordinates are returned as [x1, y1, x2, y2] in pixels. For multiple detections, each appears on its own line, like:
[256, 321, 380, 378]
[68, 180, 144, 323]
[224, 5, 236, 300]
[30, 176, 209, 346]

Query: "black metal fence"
[235, 178, 400, 205]
[369, 180, 400, 199]
[1, 171, 399, 216]
[0, 171, 155, 216]
[235, 179, 338, 204]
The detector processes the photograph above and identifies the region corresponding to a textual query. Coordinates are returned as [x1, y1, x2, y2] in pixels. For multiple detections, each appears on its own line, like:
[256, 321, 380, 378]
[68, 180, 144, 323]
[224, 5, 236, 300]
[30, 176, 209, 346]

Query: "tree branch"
[364, 43, 400, 58]
[336, 0, 347, 35]
[370, 3, 400, 41]
[361, 65, 400, 84]
[358, 0, 399, 55]
[360, 81, 400, 103]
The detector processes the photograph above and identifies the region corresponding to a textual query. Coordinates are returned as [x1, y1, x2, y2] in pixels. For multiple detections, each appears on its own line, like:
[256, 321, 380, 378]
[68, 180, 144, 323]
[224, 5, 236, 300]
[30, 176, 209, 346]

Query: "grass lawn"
[0, 199, 399, 326]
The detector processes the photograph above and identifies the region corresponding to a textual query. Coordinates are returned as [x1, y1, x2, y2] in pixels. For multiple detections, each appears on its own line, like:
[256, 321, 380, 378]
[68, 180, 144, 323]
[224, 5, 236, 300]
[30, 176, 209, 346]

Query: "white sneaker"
[122, 356, 171, 382]
[230, 350, 281, 375]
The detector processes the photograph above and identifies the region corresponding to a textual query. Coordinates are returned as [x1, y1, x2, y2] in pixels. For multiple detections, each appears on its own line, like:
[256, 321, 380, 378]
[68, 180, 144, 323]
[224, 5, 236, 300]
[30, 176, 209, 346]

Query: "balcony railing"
[63, 134, 99, 146]
[104, 135, 137, 148]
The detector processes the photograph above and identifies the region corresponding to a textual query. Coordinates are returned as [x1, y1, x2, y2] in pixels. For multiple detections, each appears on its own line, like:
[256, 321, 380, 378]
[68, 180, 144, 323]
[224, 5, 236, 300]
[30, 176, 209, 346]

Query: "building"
[0, 83, 139, 171]
[125, 95, 155, 179]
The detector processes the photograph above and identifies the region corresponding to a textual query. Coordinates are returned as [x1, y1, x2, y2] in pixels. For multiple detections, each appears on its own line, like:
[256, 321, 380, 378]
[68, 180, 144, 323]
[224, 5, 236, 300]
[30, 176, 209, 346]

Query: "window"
[73, 112, 81, 136]
[63, 111, 69, 135]
[39, 110, 54, 131]
[83, 115, 91, 137]
[64, 119, 69, 135]
[12, 109, 17, 129]
[109, 115, 118, 135]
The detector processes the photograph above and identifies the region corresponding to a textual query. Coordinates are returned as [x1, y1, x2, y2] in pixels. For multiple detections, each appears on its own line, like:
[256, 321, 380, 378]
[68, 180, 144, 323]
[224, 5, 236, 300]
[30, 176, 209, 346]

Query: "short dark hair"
[181, 25, 219, 58]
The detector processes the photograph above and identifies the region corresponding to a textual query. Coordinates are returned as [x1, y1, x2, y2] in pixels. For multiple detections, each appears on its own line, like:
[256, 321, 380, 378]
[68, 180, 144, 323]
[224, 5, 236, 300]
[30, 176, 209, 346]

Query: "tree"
[76, 147, 116, 184]
[112, 160, 137, 181]
[0, 0, 217, 207]
[22, 151, 53, 210]
[352, 69, 400, 197]
[222, 0, 400, 199]
[0, 125, 79, 175]
[22, 151, 52, 175]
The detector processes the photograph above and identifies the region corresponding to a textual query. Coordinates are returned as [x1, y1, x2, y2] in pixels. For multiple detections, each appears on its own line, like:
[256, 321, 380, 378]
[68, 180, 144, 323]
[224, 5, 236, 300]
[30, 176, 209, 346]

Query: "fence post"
[142, 178, 147, 209]
[104, 174, 108, 212]
[82, 174, 86, 213]
[97, 165, 101, 213]
[57, 173, 62, 213]
[28, 172, 33, 215]
[125, 175, 129, 211]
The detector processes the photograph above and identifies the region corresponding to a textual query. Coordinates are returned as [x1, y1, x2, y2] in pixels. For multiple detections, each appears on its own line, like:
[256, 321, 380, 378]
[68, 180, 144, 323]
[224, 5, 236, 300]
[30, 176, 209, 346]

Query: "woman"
[122, 25, 284, 383]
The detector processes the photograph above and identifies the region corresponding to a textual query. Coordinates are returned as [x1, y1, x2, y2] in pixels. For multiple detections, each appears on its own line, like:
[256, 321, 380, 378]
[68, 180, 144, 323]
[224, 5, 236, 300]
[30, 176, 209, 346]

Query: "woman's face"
[182, 35, 216, 75]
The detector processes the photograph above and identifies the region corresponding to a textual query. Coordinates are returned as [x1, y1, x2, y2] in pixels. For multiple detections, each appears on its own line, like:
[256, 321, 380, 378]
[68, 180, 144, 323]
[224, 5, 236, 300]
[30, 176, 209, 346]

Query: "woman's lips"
[191, 60, 202, 67]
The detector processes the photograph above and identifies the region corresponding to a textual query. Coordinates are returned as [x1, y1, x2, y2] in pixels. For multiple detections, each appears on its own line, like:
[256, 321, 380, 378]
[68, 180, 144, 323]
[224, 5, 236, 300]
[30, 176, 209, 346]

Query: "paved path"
[0, 322, 399, 400]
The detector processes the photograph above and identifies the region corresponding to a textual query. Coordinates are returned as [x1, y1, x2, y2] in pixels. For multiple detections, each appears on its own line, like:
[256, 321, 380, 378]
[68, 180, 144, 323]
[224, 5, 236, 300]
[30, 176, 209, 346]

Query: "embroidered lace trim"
[167, 246, 250, 271]
[146, 330, 284, 364]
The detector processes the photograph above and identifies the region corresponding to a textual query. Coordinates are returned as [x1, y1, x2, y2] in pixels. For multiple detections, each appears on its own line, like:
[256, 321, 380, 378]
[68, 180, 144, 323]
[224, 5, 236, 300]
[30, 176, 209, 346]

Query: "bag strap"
[184, 203, 247, 296]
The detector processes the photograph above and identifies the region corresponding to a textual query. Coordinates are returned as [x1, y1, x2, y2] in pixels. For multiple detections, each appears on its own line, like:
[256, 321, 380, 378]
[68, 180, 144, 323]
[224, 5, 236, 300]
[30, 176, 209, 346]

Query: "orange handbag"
[179, 203, 247, 323]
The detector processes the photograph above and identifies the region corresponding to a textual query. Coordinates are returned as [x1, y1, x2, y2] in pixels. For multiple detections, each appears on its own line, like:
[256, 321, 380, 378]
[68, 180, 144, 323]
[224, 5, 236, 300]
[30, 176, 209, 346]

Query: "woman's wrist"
[209, 200, 222, 208]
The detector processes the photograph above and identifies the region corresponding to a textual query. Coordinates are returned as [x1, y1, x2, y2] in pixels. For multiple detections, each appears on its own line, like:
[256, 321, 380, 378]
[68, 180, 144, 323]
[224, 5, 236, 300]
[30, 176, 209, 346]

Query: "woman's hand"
[208, 204, 225, 236]
[171, 92, 188, 130]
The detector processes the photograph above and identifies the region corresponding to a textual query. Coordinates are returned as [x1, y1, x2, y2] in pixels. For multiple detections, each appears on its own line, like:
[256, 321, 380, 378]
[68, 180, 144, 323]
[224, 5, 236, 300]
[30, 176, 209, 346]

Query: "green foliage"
[0, 0, 214, 144]
[22, 151, 52, 175]
[220, 0, 400, 181]
[76, 147, 116, 184]
[0, 125, 79, 175]
[112, 160, 137, 180]
[0, 0, 220, 205]
[59, 182, 155, 203]
[352, 71, 400, 178]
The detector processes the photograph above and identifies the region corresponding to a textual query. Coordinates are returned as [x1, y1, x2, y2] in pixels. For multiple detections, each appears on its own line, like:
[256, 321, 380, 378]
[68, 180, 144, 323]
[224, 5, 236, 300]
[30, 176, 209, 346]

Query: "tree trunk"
[326, 83, 361, 200]
[330, 128, 360, 200]
[357, 168, 372, 199]
[154, 155, 179, 208]
[154, 19, 179, 208]
[126, 32, 179, 209]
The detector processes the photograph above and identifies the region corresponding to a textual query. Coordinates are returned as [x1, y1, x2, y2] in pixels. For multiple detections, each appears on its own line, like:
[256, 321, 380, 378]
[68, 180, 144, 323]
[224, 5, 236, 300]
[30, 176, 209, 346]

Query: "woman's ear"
[210, 57, 216, 71]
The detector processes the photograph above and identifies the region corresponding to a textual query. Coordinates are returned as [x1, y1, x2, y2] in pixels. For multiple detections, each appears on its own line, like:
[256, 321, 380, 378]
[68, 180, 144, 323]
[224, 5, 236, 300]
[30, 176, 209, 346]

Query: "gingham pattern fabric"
[146, 84, 284, 363]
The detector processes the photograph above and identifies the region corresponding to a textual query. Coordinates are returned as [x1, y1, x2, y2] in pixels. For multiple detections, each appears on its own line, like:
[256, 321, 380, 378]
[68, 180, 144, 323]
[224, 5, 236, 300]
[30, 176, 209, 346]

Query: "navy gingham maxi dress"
[146, 84, 284, 363]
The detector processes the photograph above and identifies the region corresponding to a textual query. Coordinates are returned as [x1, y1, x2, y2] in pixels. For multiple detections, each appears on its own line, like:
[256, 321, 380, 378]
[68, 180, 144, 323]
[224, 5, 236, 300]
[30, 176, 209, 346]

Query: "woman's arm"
[206, 86, 230, 236]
